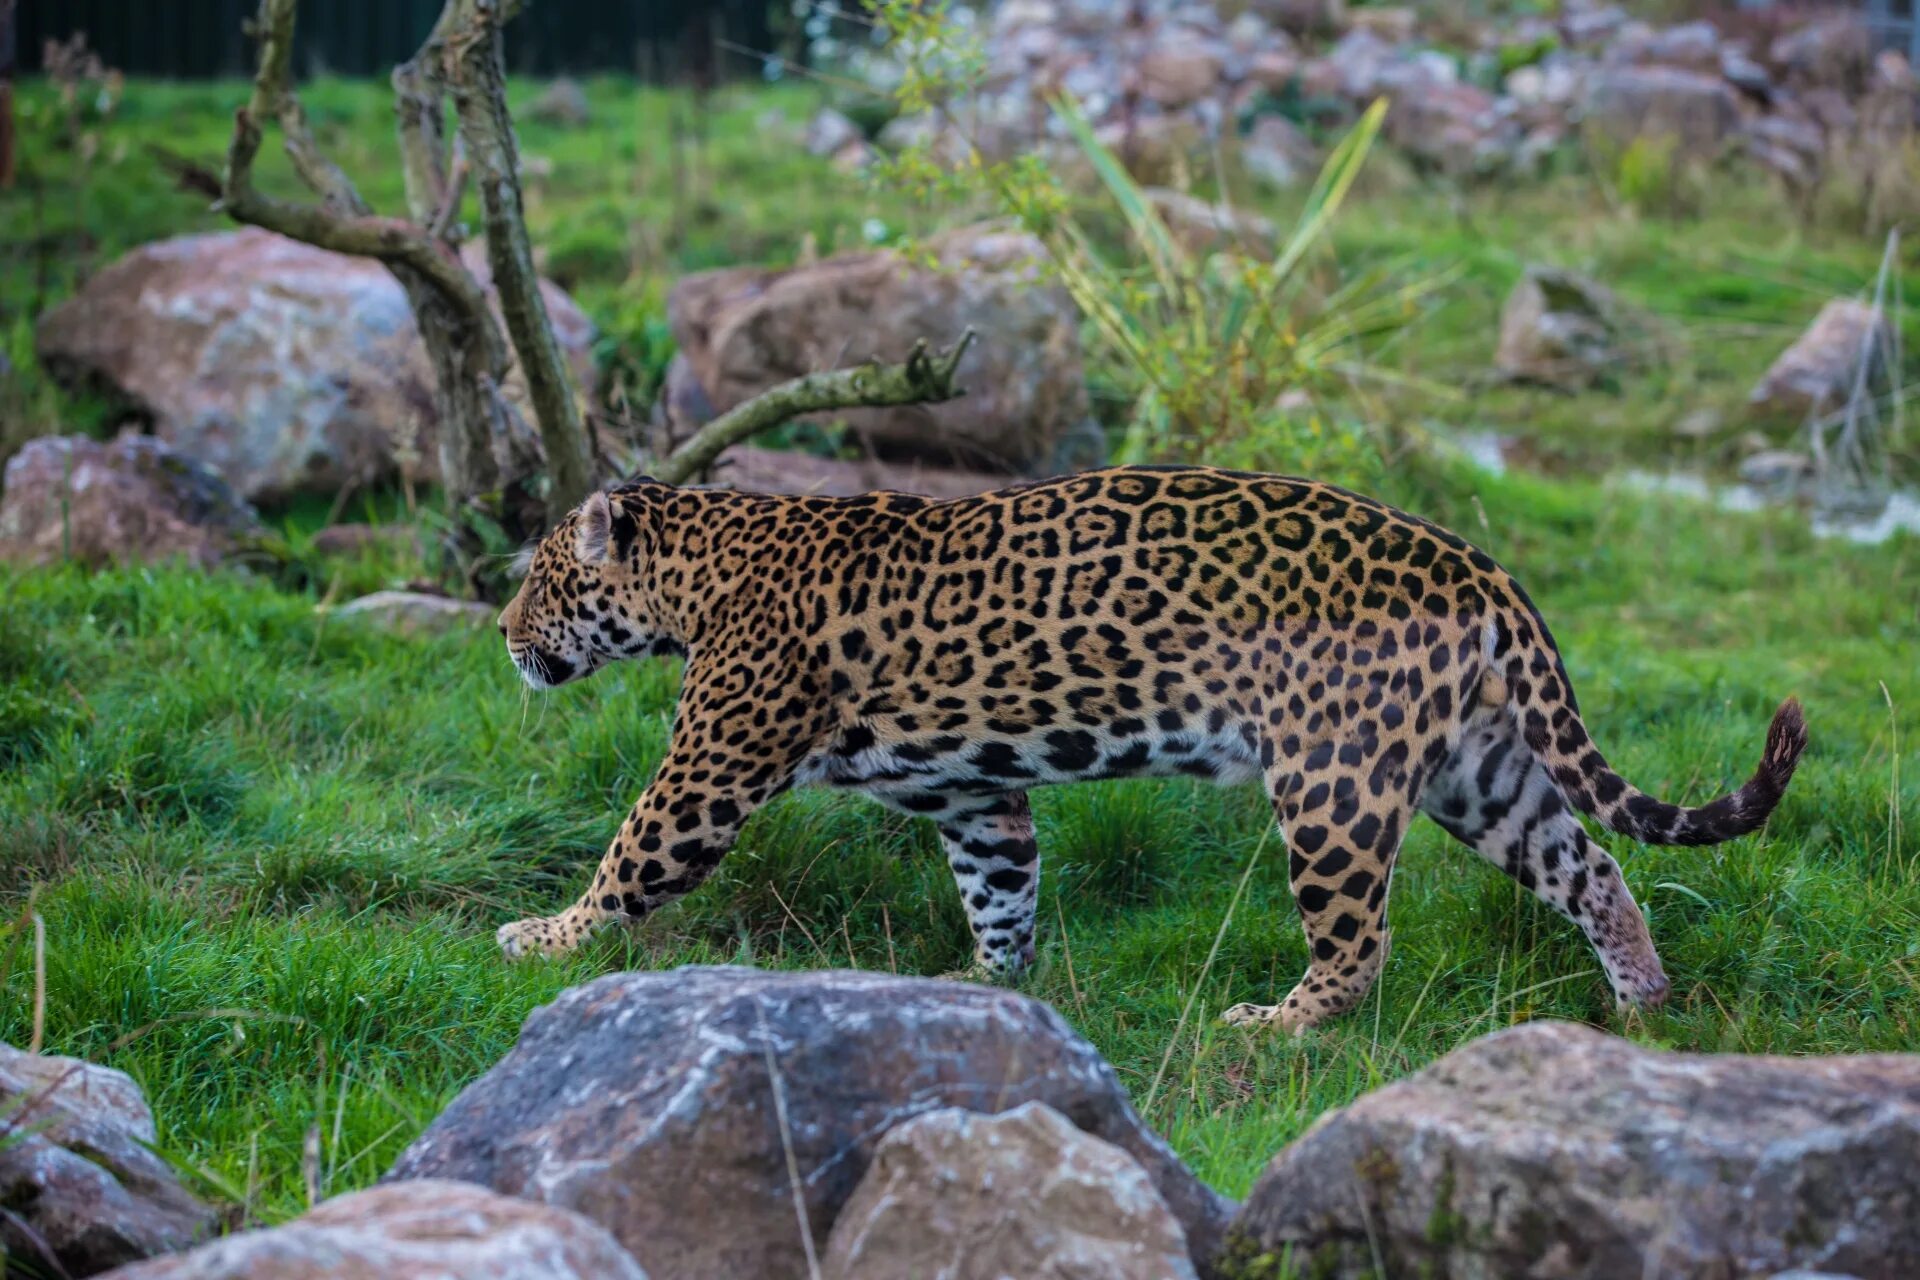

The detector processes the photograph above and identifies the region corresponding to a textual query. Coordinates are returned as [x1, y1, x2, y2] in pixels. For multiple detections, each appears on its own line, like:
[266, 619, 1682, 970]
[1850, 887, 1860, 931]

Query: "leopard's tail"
[1495, 620, 1807, 847]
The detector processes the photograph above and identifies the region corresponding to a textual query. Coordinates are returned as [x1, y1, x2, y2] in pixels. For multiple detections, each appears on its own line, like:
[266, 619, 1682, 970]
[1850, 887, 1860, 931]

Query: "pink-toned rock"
[1771, 15, 1872, 94]
[0, 432, 262, 568]
[1228, 1022, 1920, 1279]
[1239, 114, 1319, 188]
[1581, 64, 1743, 153]
[663, 224, 1092, 474]
[1344, 6, 1416, 44]
[1, 1042, 217, 1276]
[1137, 40, 1226, 108]
[34, 229, 597, 501]
[823, 1103, 1198, 1280]
[1253, 0, 1344, 38]
[1494, 266, 1625, 389]
[1750, 298, 1890, 420]
[102, 1181, 646, 1280]
[385, 968, 1233, 1280]
[1641, 19, 1723, 73]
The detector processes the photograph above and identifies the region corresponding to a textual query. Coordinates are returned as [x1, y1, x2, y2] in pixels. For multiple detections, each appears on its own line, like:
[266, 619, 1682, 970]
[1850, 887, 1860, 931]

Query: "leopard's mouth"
[509, 643, 578, 689]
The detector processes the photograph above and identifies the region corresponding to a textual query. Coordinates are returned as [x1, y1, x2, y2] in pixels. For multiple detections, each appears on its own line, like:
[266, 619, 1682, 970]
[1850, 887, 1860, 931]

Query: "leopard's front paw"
[497, 916, 570, 960]
[1220, 1001, 1280, 1029]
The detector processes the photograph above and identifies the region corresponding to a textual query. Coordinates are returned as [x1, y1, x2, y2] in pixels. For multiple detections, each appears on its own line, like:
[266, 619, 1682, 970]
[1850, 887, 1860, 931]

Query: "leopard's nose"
[496, 613, 509, 637]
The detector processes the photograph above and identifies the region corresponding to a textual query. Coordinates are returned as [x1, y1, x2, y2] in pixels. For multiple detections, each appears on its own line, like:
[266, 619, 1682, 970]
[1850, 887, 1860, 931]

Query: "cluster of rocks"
[848, 0, 1917, 185]
[12, 215, 1094, 576]
[1491, 256, 1892, 490]
[7, 968, 1918, 1279]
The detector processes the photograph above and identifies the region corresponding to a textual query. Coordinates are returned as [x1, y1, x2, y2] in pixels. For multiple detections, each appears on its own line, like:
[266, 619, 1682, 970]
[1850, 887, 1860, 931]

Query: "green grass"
[2, 458, 1914, 1220]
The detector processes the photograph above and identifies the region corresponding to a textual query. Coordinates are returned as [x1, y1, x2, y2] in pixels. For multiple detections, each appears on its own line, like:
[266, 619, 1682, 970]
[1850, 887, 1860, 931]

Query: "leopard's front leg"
[500, 655, 818, 959]
[495, 773, 755, 958]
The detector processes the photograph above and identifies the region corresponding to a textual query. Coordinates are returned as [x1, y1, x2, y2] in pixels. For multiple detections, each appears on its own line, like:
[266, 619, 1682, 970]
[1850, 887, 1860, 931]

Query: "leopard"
[494, 465, 1807, 1032]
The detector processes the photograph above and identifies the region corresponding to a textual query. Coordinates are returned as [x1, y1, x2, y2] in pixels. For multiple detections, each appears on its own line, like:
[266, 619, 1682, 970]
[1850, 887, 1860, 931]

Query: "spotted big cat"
[494, 465, 1805, 1032]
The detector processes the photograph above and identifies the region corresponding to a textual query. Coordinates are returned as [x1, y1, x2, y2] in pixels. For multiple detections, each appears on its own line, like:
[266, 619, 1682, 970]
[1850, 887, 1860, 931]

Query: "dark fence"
[18, 0, 782, 79]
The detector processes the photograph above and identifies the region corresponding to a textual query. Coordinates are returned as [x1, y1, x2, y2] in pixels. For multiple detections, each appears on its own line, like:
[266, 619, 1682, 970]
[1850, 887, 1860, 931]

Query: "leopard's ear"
[575, 490, 613, 565]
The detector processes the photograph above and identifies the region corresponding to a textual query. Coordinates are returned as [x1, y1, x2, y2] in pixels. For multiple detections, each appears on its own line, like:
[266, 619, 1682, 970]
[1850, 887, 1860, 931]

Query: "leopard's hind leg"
[935, 792, 1040, 976]
[1222, 748, 1414, 1034]
[1419, 709, 1671, 1010]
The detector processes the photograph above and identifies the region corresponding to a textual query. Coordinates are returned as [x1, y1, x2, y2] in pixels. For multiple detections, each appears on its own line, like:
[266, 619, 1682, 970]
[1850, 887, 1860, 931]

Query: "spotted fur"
[496, 466, 1807, 1031]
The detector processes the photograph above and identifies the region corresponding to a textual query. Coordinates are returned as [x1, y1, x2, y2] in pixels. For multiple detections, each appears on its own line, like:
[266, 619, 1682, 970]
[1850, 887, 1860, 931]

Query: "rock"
[1738, 448, 1814, 488]
[1239, 114, 1319, 189]
[1345, 7, 1416, 45]
[1382, 74, 1505, 173]
[1137, 40, 1226, 109]
[0, 432, 262, 569]
[706, 445, 1009, 500]
[1253, 0, 1344, 39]
[330, 590, 496, 635]
[1145, 188, 1277, 258]
[1561, 3, 1629, 48]
[1319, 28, 1398, 100]
[0, 1042, 217, 1276]
[1642, 20, 1723, 73]
[385, 967, 1233, 1280]
[661, 224, 1093, 474]
[527, 77, 591, 127]
[1228, 1022, 1920, 1280]
[822, 1102, 1197, 1280]
[1744, 113, 1825, 188]
[1225, 11, 1275, 55]
[804, 107, 863, 158]
[1582, 65, 1743, 154]
[34, 229, 597, 501]
[1494, 266, 1624, 389]
[1750, 299, 1889, 421]
[1772, 16, 1871, 94]
[102, 1181, 646, 1280]
[1245, 45, 1303, 93]
[1722, 47, 1775, 100]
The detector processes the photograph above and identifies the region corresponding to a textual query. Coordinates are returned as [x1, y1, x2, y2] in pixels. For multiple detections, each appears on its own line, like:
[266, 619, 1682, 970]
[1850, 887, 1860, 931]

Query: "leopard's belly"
[793, 716, 1264, 808]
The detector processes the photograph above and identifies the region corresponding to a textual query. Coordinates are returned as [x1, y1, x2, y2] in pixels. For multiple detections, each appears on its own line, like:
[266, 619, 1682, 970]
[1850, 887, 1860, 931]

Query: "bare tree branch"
[440, 0, 597, 519]
[221, 0, 511, 379]
[653, 331, 978, 487]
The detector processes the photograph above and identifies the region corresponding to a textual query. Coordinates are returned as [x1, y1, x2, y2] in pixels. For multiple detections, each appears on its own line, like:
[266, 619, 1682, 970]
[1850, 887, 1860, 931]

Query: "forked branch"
[221, 0, 510, 379]
[652, 330, 978, 486]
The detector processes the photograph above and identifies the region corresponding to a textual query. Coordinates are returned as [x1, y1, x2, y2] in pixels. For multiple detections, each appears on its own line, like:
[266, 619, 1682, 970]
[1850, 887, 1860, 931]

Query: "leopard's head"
[498, 489, 665, 689]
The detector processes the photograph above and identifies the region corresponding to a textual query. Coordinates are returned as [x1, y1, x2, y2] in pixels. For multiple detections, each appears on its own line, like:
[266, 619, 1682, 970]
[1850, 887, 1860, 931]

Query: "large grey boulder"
[34, 228, 597, 501]
[662, 224, 1095, 475]
[0, 432, 262, 568]
[823, 1102, 1198, 1280]
[101, 1181, 646, 1280]
[0, 1042, 218, 1276]
[386, 967, 1233, 1280]
[1227, 1021, 1920, 1280]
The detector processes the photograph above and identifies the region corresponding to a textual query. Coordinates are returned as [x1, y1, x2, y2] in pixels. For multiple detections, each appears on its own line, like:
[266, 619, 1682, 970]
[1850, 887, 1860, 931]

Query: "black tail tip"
[1761, 696, 1808, 789]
